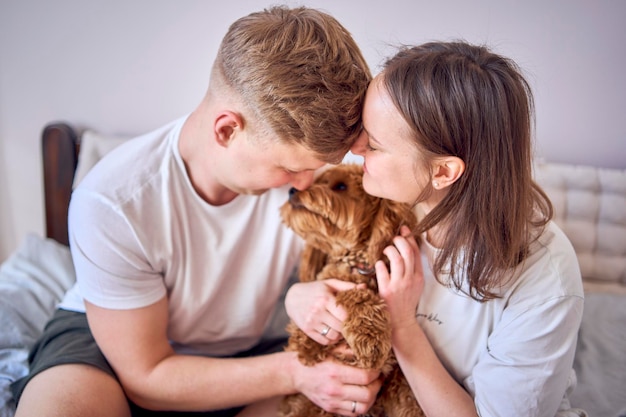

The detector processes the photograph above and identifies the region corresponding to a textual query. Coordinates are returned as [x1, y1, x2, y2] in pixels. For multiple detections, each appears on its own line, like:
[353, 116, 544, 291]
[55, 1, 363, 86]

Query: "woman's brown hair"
[382, 41, 553, 301]
[215, 6, 371, 164]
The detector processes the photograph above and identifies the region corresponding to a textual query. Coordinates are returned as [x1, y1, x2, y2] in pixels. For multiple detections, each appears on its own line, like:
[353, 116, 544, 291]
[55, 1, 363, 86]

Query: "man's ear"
[431, 156, 465, 190]
[214, 111, 244, 147]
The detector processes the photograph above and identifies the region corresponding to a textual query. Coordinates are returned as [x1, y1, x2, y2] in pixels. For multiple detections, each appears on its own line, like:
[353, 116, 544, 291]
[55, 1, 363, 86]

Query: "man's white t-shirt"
[60, 116, 303, 356]
[417, 222, 585, 417]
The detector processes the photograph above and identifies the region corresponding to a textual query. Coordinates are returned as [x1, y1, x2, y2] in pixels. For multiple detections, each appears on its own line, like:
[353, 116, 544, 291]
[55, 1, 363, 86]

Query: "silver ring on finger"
[320, 325, 331, 337]
[351, 400, 357, 413]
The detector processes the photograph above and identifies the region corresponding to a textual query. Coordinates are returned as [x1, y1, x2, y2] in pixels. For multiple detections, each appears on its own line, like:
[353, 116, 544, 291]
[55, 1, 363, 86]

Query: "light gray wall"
[1, 0, 625, 261]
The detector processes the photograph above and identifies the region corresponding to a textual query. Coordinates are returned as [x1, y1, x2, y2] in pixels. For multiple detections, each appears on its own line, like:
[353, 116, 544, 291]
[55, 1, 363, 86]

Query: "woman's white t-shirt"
[60, 116, 303, 356]
[417, 222, 585, 417]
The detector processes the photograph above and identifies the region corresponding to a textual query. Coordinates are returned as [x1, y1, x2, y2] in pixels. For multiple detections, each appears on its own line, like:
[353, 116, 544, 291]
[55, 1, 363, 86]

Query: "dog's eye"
[331, 182, 348, 191]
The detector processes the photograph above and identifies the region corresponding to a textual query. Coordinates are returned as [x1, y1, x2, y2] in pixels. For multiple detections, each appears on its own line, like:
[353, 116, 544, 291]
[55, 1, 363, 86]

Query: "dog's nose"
[288, 187, 303, 206]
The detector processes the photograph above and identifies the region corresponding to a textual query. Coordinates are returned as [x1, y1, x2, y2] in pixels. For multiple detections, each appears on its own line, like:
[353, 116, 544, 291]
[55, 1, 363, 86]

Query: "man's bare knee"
[15, 364, 130, 417]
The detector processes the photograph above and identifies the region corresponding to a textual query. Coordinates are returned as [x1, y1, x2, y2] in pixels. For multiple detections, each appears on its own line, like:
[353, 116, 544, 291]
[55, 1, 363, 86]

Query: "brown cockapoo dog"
[279, 164, 424, 417]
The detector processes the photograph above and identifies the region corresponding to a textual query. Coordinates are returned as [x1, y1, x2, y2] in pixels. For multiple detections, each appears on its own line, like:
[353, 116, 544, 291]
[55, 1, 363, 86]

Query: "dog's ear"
[299, 245, 328, 282]
[366, 199, 418, 263]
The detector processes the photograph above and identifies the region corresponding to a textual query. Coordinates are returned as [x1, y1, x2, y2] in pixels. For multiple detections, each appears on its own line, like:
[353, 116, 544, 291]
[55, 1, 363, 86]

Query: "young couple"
[13, 5, 584, 417]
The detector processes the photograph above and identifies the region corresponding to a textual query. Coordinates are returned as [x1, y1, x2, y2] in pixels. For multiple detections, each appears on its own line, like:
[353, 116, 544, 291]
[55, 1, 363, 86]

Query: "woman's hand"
[375, 225, 424, 331]
[285, 279, 362, 345]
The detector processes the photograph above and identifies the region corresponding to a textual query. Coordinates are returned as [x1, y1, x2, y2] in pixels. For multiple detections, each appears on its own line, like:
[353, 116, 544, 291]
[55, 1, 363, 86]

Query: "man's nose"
[290, 171, 315, 191]
[350, 131, 367, 155]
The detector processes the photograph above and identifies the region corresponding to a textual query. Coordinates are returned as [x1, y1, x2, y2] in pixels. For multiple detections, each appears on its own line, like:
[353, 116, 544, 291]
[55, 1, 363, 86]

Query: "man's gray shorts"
[11, 309, 287, 417]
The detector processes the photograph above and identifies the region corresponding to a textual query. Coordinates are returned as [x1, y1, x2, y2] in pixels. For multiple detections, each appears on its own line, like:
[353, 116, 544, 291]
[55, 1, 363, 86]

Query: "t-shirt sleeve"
[68, 188, 167, 310]
[466, 294, 584, 417]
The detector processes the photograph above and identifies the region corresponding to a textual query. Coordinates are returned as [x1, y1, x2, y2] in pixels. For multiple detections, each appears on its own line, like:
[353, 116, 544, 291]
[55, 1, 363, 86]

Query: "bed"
[0, 122, 129, 416]
[0, 123, 77, 416]
[0, 122, 625, 416]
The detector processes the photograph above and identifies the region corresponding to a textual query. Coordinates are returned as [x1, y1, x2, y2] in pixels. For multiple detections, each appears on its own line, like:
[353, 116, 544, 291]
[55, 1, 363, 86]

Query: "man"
[13, 6, 378, 417]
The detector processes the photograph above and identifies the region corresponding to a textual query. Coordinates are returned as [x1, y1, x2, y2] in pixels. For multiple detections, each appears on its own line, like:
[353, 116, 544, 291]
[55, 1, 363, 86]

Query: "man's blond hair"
[213, 6, 371, 164]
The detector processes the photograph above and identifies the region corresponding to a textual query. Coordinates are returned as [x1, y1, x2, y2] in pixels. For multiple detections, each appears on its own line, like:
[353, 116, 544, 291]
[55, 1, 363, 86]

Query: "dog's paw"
[336, 289, 392, 369]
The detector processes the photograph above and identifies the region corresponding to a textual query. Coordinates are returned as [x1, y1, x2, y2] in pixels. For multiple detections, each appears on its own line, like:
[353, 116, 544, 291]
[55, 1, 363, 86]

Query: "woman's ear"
[431, 156, 465, 190]
[214, 111, 244, 147]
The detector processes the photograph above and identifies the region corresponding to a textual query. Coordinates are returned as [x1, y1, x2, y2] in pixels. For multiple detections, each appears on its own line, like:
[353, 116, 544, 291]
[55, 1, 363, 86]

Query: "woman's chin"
[363, 180, 410, 204]
[362, 179, 386, 199]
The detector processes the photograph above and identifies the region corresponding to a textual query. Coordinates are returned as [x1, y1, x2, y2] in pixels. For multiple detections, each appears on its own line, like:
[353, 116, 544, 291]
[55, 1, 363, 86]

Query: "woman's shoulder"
[508, 221, 584, 301]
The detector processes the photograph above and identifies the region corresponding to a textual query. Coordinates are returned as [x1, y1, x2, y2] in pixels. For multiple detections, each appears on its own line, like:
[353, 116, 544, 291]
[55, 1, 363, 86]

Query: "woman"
[286, 41, 586, 416]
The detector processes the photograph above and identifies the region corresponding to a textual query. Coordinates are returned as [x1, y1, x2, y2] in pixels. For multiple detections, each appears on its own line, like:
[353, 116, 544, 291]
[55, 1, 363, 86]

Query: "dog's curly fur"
[279, 164, 424, 417]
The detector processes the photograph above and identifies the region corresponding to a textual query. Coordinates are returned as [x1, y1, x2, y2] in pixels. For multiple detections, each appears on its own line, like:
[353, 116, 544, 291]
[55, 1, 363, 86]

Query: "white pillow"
[72, 130, 131, 188]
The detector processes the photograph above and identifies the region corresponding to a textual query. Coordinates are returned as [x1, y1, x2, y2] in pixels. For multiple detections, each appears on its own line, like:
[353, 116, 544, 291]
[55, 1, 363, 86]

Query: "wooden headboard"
[41, 122, 81, 246]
